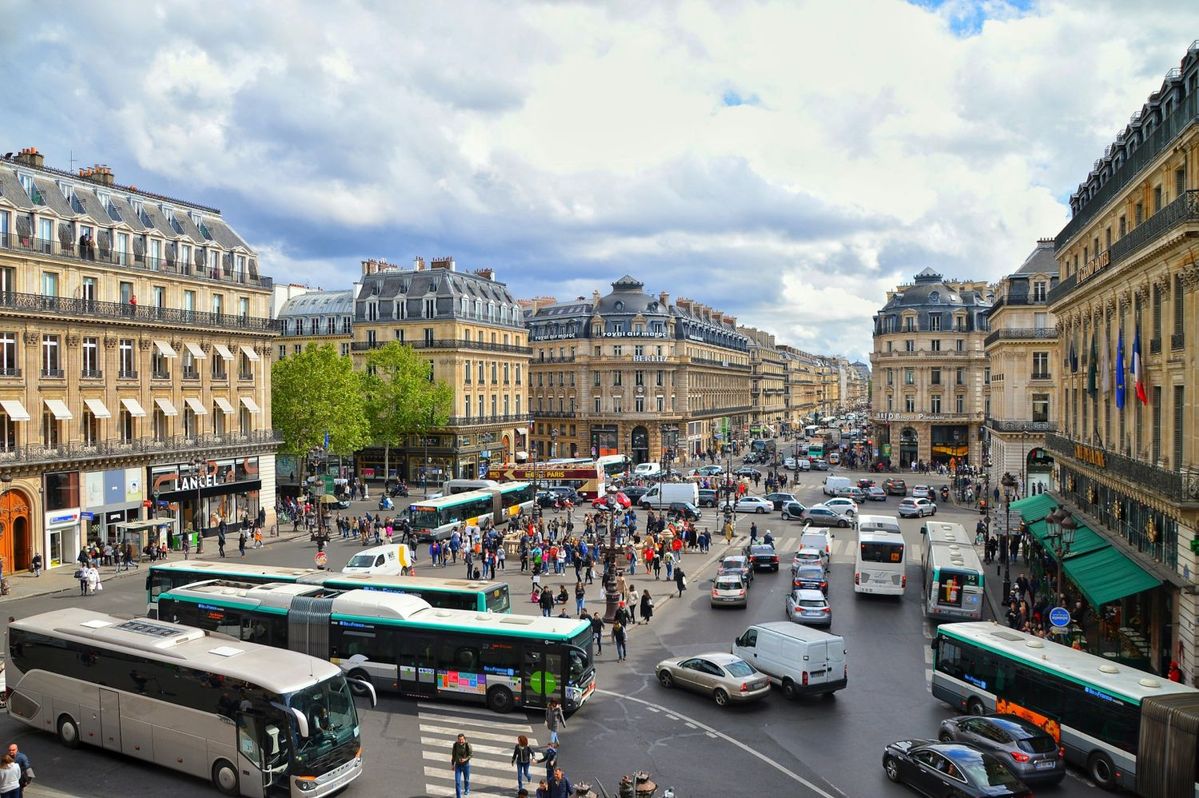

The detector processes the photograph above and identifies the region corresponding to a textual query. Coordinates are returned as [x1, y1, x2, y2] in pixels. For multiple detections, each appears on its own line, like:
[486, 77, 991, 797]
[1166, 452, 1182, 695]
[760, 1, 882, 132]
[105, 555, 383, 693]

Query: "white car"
[795, 459, 812, 472]
[898, 497, 937, 518]
[735, 496, 774, 514]
[911, 485, 934, 499]
[783, 457, 797, 469]
[822, 497, 859, 517]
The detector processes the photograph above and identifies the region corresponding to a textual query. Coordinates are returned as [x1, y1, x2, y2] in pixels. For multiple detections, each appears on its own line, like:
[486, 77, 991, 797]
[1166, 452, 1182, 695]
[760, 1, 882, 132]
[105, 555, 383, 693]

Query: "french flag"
[1132, 328, 1148, 405]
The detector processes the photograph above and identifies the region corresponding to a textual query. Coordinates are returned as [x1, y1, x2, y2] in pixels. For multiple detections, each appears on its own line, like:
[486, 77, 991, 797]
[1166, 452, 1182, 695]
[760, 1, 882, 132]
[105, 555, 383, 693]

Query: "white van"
[343, 544, 411, 576]
[639, 481, 699, 508]
[732, 621, 847, 698]
[633, 462, 662, 478]
[823, 476, 851, 496]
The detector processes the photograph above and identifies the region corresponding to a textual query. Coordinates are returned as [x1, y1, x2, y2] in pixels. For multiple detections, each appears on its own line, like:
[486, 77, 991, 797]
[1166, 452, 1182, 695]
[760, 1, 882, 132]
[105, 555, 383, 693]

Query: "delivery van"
[732, 621, 847, 698]
[639, 481, 700, 509]
[823, 476, 851, 496]
[342, 544, 412, 576]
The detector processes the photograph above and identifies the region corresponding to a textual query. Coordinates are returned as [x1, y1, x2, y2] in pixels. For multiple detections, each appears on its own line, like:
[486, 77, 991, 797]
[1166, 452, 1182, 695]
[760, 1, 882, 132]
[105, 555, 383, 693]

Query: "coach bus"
[157, 580, 597, 714]
[853, 515, 906, 596]
[8, 608, 373, 797]
[920, 521, 985, 621]
[488, 460, 605, 499]
[146, 560, 511, 617]
[408, 481, 535, 540]
[932, 621, 1199, 796]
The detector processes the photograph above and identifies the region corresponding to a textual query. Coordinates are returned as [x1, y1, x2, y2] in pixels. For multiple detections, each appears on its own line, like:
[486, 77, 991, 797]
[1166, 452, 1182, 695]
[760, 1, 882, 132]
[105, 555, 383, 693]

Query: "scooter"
[378, 496, 394, 511]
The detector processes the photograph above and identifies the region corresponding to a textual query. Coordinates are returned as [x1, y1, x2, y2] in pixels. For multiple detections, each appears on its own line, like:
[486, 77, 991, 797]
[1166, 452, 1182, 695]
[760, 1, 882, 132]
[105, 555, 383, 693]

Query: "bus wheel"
[347, 669, 371, 696]
[212, 759, 239, 796]
[56, 715, 80, 749]
[1087, 752, 1116, 790]
[486, 686, 515, 714]
[966, 697, 986, 716]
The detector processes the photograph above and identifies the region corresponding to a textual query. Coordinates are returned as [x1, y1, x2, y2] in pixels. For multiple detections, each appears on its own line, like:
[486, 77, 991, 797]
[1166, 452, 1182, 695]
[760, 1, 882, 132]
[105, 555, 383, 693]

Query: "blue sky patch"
[908, 0, 1036, 36]
[722, 89, 760, 107]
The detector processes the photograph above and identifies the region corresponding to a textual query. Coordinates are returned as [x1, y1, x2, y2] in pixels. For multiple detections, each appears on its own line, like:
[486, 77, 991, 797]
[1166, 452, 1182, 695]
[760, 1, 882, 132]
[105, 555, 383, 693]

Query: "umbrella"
[318, 493, 341, 505]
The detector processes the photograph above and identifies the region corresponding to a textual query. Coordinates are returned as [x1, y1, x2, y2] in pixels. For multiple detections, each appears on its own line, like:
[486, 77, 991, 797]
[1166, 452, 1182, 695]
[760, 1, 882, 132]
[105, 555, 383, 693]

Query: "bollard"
[634, 770, 658, 798]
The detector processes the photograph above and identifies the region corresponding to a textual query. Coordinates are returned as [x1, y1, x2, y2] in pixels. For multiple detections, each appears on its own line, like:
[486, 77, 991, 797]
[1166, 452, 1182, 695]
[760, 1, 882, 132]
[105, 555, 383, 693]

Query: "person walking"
[627, 588, 639, 623]
[7, 744, 30, 794]
[545, 698, 566, 745]
[589, 612, 604, 654]
[217, 522, 227, 558]
[613, 618, 628, 662]
[450, 733, 472, 798]
[674, 565, 686, 598]
[574, 581, 585, 615]
[538, 587, 555, 618]
[538, 743, 558, 783]
[546, 768, 574, 798]
[0, 753, 19, 798]
[238, 528, 247, 557]
[639, 589, 654, 624]
[30, 552, 41, 577]
[511, 735, 534, 792]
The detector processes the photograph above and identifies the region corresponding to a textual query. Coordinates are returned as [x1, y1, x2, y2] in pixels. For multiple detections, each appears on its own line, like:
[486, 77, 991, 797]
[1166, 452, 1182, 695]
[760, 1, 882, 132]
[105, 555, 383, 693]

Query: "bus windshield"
[486, 587, 511, 614]
[859, 541, 904, 563]
[286, 675, 358, 775]
[409, 506, 442, 528]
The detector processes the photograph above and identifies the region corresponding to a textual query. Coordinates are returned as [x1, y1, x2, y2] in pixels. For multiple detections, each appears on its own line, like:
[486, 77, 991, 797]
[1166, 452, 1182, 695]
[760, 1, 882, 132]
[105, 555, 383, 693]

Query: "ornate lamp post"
[1000, 472, 1017, 601]
[601, 508, 622, 623]
[1045, 508, 1077, 607]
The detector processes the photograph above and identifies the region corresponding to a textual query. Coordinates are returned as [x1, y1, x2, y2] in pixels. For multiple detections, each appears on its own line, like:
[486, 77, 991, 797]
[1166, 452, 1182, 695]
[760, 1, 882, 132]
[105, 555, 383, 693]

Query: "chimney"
[658, 291, 669, 306]
[361, 259, 379, 276]
[430, 256, 455, 271]
[94, 165, 114, 187]
[592, 289, 601, 304]
[413, 256, 425, 271]
[474, 267, 495, 281]
[15, 147, 44, 169]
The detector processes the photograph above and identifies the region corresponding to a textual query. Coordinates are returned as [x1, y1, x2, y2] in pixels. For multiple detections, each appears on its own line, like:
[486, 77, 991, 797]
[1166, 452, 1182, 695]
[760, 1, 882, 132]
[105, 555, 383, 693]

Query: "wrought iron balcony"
[40, 368, 63, 379]
[443, 414, 527, 427]
[984, 327, 1057, 347]
[0, 429, 281, 468]
[117, 370, 138, 380]
[1046, 432, 1199, 504]
[0, 290, 278, 333]
[1150, 338, 1162, 355]
[1173, 332, 1186, 350]
[352, 338, 532, 354]
[80, 368, 103, 380]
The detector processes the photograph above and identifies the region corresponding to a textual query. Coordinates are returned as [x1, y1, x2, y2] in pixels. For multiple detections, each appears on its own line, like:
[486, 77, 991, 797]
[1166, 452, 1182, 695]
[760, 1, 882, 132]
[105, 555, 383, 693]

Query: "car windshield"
[798, 599, 826, 608]
[715, 579, 743, 589]
[346, 554, 377, 568]
[285, 675, 359, 774]
[724, 660, 755, 677]
[722, 558, 745, 567]
[954, 751, 1023, 787]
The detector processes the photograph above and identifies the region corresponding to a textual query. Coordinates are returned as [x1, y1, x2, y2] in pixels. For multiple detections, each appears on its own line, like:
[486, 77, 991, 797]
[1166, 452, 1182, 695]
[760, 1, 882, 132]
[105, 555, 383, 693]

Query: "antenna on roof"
[69, 149, 76, 173]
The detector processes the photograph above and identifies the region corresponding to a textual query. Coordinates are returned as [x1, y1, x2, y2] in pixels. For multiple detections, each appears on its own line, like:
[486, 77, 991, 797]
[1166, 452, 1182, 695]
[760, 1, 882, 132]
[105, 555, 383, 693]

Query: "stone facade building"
[0, 148, 278, 570]
[740, 326, 787, 436]
[274, 287, 354, 360]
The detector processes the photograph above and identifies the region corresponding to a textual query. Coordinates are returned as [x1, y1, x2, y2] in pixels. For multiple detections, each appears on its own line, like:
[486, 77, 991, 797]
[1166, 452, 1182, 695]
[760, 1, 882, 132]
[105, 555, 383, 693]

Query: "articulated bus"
[920, 521, 985, 621]
[158, 580, 597, 714]
[8, 608, 372, 797]
[488, 461, 606, 499]
[442, 479, 499, 495]
[853, 515, 906, 596]
[146, 560, 511, 618]
[408, 482, 535, 540]
[932, 622, 1199, 797]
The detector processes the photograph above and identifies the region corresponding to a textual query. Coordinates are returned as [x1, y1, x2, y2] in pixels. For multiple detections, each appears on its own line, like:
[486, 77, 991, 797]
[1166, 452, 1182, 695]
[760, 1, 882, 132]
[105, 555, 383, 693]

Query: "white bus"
[596, 454, 630, 479]
[408, 482, 535, 541]
[920, 521, 985, 621]
[7, 608, 375, 797]
[932, 622, 1199, 796]
[442, 478, 499, 495]
[853, 515, 905, 596]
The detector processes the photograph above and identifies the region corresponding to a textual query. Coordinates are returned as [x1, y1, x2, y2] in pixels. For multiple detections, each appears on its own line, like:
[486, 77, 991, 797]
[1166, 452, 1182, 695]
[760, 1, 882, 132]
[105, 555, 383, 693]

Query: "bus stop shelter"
[113, 519, 174, 554]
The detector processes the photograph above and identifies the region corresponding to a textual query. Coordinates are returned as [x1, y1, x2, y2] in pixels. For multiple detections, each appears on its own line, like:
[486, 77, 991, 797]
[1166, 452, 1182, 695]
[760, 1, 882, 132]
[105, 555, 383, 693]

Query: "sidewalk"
[0, 527, 311, 605]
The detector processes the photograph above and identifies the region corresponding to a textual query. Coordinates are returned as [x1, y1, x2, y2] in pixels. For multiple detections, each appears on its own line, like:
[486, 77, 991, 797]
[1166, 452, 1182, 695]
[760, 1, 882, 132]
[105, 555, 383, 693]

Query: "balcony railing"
[0, 429, 281, 467]
[1030, 372, 1052, 381]
[0, 290, 278, 333]
[0, 232, 271, 289]
[536, 354, 576, 363]
[1172, 332, 1186, 350]
[352, 339, 532, 354]
[443, 414, 527, 427]
[181, 369, 200, 380]
[986, 419, 1056, 433]
[40, 368, 63, 379]
[80, 368, 102, 380]
[1150, 338, 1162, 355]
[151, 369, 170, 380]
[690, 356, 752, 371]
[117, 369, 138, 380]
[984, 327, 1057, 347]
[1046, 431, 1199, 504]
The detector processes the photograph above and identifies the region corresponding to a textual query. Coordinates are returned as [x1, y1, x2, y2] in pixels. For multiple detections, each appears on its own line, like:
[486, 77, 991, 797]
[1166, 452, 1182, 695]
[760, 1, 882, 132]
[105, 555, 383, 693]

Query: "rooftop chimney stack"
[430, 256, 456, 271]
[659, 291, 669, 306]
[15, 147, 44, 169]
[474, 267, 495, 281]
[361, 259, 379, 276]
[413, 256, 425, 271]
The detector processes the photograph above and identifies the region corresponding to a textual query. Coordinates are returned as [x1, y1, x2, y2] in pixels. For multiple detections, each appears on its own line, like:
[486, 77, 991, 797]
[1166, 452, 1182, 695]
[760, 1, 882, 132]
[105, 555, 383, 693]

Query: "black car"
[938, 715, 1065, 785]
[535, 491, 559, 508]
[717, 555, 754, 585]
[742, 543, 780, 572]
[882, 740, 1032, 798]
[621, 485, 651, 504]
[667, 501, 701, 522]
[545, 485, 581, 503]
[763, 492, 798, 511]
[697, 489, 718, 508]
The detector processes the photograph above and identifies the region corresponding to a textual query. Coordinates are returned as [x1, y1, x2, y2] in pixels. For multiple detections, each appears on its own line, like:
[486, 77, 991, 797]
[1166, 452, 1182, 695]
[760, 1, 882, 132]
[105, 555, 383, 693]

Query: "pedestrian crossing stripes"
[772, 536, 855, 559]
[417, 701, 541, 798]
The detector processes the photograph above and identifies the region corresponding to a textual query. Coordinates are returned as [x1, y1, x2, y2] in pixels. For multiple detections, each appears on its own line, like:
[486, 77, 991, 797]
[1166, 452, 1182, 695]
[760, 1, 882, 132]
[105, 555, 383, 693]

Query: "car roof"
[721, 555, 748, 563]
[970, 714, 1051, 738]
[793, 589, 826, 600]
[796, 564, 824, 575]
[747, 544, 774, 552]
[795, 547, 822, 555]
[688, 652, 745, 665]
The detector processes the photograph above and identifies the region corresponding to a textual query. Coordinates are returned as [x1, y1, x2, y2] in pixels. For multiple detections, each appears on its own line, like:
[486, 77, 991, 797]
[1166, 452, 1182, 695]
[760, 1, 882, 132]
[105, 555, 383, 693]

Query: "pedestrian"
[535, 780, 550, 798]
[574, 581, 585, 614]
[238, 528, 247, 557]
[7, 744, 30, 794]
[545, 698, 566, 745]
[627, 588, 639, 623]
[86, 565, 101, 595]
[590, 612, 604, 654]
[182, 533, 190, 560]
[77, 562, 89, 596]
[613, 619, 627, 661]
[450, 733, 472, 798]
[30, 552, 41, 577]
[217, 527, 227, 558]
[538, 743, 558, 783]
[674, 565, 686, 598]
[0, 753, 18, 798]
[511, 734, 534, 792]
[539, 587, 555, 618]
[639, 589, 654, 624]
[547, 768, 574, 798]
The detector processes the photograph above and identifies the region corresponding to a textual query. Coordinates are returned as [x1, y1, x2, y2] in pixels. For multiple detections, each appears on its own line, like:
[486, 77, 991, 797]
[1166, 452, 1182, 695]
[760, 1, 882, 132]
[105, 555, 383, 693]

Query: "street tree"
[271, 344, 370, 484]
[362, 341, 455, 483]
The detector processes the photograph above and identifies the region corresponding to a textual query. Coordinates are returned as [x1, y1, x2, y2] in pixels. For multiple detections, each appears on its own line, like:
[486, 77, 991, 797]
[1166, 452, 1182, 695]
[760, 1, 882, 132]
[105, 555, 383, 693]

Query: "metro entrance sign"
[1048, 606, 1071, 629]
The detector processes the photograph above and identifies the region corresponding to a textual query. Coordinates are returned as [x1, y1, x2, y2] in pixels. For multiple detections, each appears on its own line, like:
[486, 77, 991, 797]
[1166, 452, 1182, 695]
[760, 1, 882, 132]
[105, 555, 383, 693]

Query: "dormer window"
[1032, 281, 1047, 302]
[614, 300, 624, 311]
[928, 291, 940, 304]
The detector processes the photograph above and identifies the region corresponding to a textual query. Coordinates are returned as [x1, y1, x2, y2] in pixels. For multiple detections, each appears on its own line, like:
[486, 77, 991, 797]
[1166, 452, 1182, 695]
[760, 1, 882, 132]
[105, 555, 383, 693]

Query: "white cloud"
[4, 0, 1199, 362]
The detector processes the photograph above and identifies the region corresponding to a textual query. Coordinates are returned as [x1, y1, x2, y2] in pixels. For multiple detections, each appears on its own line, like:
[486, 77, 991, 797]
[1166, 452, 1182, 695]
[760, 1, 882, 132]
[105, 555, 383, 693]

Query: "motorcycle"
[388, 483, 409, 497]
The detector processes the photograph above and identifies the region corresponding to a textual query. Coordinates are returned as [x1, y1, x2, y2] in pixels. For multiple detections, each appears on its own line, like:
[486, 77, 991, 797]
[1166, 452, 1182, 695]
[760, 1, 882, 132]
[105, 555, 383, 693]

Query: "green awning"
[1010, 493, 1057, 524]
[1061, 525, 1109, 560]
[1063, 545, 1160, 607]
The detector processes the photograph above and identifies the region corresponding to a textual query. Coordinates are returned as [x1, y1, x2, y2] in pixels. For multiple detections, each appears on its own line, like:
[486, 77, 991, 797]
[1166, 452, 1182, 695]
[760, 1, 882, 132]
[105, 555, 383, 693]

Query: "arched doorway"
[899, 427, 919, 468]
[1026, 447, 1055, 494]
[0, 489, 32, 572]
[501, 435, 511, 464]
[631, 426, 650, 465]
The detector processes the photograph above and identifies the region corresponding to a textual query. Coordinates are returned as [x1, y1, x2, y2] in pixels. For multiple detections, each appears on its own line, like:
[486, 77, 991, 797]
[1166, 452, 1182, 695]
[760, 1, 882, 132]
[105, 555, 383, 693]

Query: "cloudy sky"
[5, 0, 1198, 361]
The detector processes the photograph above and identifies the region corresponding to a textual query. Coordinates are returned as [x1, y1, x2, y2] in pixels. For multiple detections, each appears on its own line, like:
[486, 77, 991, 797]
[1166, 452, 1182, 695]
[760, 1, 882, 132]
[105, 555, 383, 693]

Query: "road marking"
[421, 736, 533, 756]
[596, 689, 845, 798]
[417, 700, 510, 718]
[665, 713, 679, 721]
[421, 723, 529, 744]
[684, 722, 696, 729]
[705, 731, 717, 739]
[422, 750, 519, 776]
[418, 710, 535, 730]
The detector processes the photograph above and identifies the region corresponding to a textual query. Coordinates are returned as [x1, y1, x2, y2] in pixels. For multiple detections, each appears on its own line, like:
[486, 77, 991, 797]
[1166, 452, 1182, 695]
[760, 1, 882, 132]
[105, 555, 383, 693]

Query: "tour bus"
[8, 608, 373, 797]
[920, 521, 985, 621]
[853, 515, 906, 596]
[932, 622, 1199, 796]
[146, 560, 511, 617]
[408, 481, 535, 541]
[442, 478, 499, 495]
[157, 580, 597, 714]
[596, 454, 631, 480]
[488, 461, 605, 499]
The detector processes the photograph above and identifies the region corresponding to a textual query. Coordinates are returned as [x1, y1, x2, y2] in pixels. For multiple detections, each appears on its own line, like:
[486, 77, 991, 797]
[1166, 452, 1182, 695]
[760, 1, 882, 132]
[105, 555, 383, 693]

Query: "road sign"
[1048, 606, 1071, 629]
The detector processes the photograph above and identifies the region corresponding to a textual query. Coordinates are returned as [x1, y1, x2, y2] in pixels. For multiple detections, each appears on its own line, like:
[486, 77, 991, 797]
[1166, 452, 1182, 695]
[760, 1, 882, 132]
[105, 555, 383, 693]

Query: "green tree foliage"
[271, 344, 370, 459]
[362, 341, 455, 475]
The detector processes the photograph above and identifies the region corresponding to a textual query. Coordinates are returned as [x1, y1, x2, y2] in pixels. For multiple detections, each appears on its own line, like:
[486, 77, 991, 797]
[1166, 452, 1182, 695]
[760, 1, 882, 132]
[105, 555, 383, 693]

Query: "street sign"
[1048, 606, 1071, 629]
[321, 475, 335, 494]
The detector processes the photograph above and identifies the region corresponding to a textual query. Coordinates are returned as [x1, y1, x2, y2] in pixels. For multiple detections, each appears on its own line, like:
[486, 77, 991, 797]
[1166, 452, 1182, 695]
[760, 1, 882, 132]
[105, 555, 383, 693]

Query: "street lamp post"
[1045, 508, 1077, 608]
[601, 509, 622, 623]
[190, 456, 207, 554]
[1000, 472, 1017, 602]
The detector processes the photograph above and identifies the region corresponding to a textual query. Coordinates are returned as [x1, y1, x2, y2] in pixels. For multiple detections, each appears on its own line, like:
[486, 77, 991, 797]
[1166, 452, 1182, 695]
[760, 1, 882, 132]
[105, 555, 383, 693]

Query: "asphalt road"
[0, 470, 1108, 798]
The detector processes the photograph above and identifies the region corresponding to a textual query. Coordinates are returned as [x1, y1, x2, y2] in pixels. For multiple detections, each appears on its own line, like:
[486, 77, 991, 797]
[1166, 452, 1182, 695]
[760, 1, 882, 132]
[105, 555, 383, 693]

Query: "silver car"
[786, 588, 832, 626]
[656, 653, 771, 706]
[710, 575, 749, 608]
[937, 714, 1065, 785]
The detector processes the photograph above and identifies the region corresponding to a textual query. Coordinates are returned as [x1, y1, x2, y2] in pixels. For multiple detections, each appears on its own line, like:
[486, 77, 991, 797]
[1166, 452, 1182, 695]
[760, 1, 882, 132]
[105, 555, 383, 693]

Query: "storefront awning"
[1063, 545, 1160, 607]
[154, 397, 178, 417]
[184, 397, 207, 415]
[214, 397, 235, 415]
[240, 396, 261, 414]
[1027, 520, 1109, 562]
[515, 450, 529, 459]
[121, 397, 147, 417]
[1010, 493, 1057, 524]
[239, 345, 260, 362]
[154, 340, 177, 358]
[184, 342, 206, 360]
[44, 398, 73, 420]
[83, 397, 111, 419]
[213, 344, 234, 361]
[0, 399, 29, 422]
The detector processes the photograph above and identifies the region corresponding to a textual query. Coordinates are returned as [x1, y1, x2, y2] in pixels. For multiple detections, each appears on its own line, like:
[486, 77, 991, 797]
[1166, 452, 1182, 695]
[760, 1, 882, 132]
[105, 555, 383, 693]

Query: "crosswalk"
[754, 535, 855, 561]
[417, 701, 541, 797]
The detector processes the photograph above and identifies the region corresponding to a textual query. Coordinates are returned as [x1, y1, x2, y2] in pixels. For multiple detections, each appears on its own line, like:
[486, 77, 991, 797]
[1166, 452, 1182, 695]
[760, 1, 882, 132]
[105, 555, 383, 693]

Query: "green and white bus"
[408, 481, 535, 542]
[932, 621, 1199, 796]
[146, 560, 511, 618]
[157, 579, 597, 714]
[920, 521, 985, 621]
[8, 608, 374, 797]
